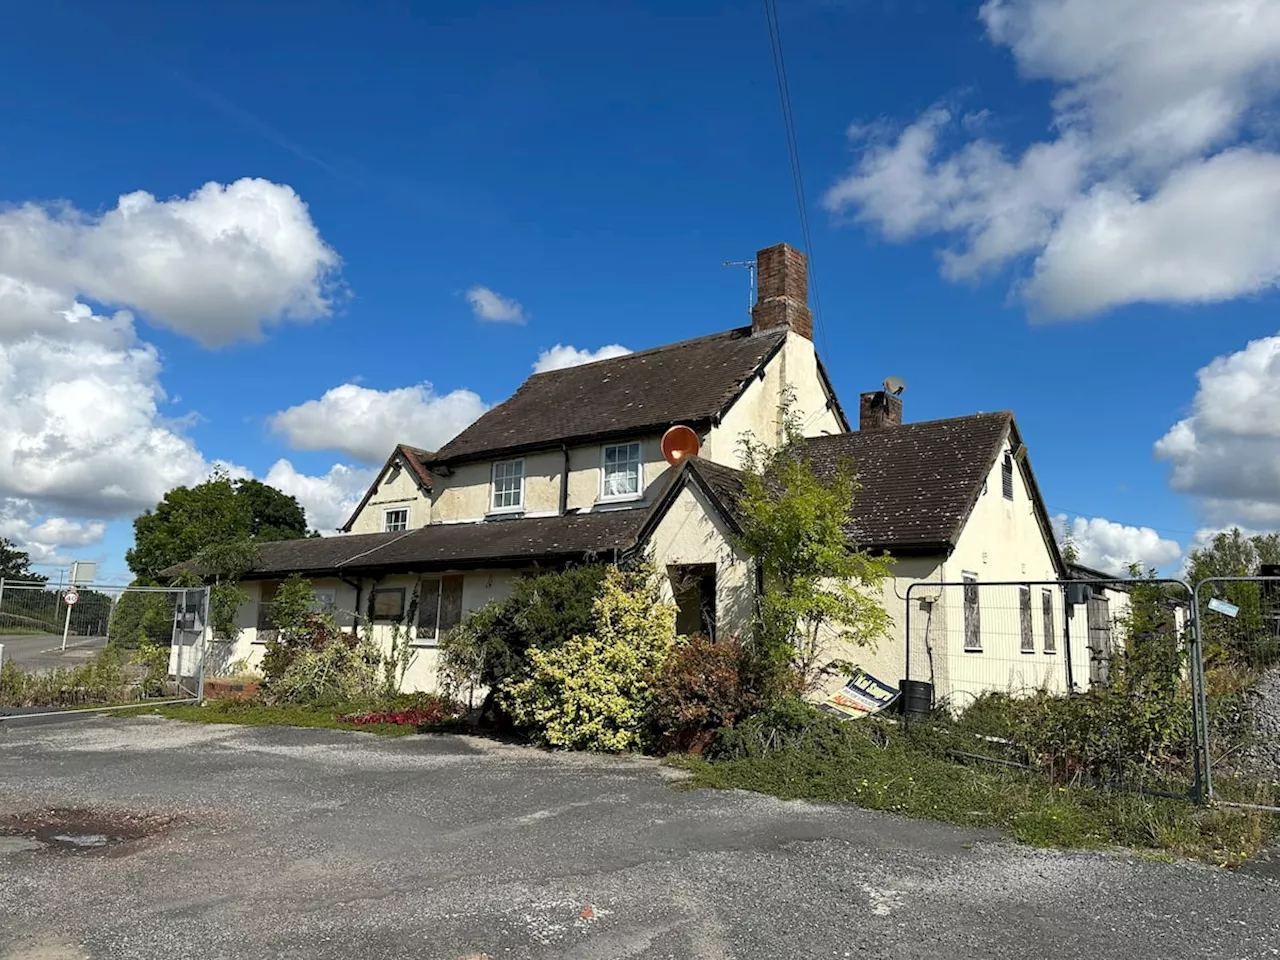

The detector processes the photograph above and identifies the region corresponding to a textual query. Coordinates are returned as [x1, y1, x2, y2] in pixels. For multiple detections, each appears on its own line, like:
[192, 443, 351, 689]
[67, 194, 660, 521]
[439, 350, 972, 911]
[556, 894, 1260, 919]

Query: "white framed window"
[601, 442, 642, 500]
[384, 508, 409, 532]
[491, 459, 525, 512]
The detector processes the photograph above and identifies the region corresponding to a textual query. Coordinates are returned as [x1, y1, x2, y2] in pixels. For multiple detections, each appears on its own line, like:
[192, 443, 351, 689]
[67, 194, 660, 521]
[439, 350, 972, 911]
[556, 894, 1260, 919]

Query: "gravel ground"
[1, 716, 1278, 960]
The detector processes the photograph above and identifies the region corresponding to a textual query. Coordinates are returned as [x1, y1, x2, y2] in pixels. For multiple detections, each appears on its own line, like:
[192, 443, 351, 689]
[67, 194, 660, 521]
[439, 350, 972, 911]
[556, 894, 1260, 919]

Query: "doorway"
[669, 564, 717, 639]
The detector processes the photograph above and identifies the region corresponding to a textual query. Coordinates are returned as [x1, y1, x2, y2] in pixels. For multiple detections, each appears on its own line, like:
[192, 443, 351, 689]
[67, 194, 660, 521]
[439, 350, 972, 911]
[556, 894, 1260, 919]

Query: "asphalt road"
[0, 634, 107, 672]
[1, 717, 1277, 960]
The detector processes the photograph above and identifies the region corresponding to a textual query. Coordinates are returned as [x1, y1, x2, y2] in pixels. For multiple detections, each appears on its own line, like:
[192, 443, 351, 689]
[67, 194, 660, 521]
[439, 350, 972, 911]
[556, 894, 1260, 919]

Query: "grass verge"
[670, 703, 1273, 866]
[120, 699, 426, 737]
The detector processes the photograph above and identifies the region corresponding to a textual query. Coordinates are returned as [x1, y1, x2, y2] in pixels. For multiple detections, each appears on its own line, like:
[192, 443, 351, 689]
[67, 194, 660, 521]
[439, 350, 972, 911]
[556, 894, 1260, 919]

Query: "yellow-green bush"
[502, 564, 676, 751]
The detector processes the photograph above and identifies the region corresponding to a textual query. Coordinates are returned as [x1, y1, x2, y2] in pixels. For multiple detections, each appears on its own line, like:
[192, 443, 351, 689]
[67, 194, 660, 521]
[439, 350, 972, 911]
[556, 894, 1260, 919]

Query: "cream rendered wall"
[646, 482, 755, 640]
[564, 435, 671, 511]
[201, 572, 521, 697]
[938, 438, 1068, 708]
[346, 464, 431, 534]
[704, 331, 844, 469]
[430, 450, 563, 522]
[808, 556, 946, 703]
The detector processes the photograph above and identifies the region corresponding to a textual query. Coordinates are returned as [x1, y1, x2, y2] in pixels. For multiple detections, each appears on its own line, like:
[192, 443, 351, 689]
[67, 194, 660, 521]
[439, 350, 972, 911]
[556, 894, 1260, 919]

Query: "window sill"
[963, 647, 983, 654]
[486, 507, 525, 519]
[596, 493, 644, 506]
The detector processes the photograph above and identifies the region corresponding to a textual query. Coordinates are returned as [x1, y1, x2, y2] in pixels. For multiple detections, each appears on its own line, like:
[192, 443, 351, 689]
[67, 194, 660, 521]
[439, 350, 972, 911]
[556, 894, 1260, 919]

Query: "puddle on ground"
[0, 808, 176, 857]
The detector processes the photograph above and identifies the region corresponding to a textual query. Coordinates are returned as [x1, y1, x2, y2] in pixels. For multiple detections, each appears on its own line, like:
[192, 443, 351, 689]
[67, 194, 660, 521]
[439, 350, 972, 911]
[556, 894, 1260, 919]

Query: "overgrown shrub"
[708, 698, 871, 762]
[503, 564, 676, 751]
[136, 641, 170, 697]
[0, 648, 133, 707]
[439, 564, 608, 718]
[269, 636, 383, 705]
[648, 634, 761, 753]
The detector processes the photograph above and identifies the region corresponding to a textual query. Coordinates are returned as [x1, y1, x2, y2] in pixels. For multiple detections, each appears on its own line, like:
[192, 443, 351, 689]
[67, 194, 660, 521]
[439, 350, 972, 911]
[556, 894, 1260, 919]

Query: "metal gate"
[1191, 576, 1280, 811]
[0, 579, 209, 720]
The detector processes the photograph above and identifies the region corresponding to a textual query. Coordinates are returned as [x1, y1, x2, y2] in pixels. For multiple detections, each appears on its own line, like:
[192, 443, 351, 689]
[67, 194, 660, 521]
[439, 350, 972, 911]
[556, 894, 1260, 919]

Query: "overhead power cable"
[762, 0, 829, 357]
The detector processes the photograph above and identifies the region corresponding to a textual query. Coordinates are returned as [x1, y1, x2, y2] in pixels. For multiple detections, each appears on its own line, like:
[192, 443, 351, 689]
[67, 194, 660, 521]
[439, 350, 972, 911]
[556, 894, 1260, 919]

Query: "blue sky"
[2, 0, 1278, 581]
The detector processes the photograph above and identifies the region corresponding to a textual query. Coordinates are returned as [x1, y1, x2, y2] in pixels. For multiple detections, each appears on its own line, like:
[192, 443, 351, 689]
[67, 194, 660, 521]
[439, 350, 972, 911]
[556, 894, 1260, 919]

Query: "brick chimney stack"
[859, 390, 903, 431]
[751, 243, 813, 340]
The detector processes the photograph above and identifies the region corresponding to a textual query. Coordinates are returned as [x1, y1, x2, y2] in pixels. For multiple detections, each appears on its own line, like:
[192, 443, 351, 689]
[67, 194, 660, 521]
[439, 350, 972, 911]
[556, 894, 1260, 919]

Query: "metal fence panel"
[905, 578, 1199, 800]
[0, 579, 210, 719]
[1191, 576, 1280, 811]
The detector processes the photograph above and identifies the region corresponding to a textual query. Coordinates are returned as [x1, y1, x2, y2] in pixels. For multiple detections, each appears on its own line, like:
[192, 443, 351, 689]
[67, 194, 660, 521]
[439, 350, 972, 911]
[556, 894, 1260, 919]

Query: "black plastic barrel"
[899, 679, 934, 720]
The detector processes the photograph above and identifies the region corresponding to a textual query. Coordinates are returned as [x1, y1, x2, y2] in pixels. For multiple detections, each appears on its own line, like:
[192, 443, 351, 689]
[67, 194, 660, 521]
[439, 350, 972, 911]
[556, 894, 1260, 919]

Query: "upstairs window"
[1002, 452, 1014, 500]
[491, 458, 525, 512]
[384, 508, 409, 532]
[602, 442, 642, 500]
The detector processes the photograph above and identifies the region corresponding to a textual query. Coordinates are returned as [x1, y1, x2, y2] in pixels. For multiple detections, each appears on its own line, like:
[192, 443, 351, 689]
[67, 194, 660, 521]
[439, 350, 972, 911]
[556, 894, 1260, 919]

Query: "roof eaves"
[706, 331, 788, 428]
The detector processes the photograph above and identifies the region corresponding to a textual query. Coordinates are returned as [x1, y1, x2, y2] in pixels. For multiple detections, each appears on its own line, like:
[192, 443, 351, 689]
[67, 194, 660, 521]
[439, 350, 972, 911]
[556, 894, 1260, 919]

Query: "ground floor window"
[963, 572, 981, 651]
[415, 575, 465, 645]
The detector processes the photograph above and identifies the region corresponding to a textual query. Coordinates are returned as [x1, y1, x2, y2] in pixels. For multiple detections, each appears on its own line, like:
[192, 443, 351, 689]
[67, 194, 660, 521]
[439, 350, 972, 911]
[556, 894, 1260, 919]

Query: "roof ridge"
[802, 410, 1012, 446]
[525, 324, 767, 378]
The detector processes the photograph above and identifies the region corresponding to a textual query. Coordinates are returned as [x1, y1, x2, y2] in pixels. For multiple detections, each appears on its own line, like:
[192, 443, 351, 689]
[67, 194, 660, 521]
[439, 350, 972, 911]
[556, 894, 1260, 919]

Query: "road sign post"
[60, 589, 78, 652]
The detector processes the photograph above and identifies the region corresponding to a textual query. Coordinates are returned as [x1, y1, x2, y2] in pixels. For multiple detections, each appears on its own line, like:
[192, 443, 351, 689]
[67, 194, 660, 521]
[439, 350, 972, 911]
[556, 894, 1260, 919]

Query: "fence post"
[1190, 580, 1214, 804]
[196, 586, 211, 704]
[0, 578, 6, 627]
[1061, 585, 1075, 693]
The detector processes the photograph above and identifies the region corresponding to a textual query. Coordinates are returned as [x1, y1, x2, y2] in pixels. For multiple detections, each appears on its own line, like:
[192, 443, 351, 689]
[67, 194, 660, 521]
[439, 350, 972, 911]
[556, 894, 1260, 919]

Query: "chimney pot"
[751, 243, 813, 339]
[859, 390, 903, 431]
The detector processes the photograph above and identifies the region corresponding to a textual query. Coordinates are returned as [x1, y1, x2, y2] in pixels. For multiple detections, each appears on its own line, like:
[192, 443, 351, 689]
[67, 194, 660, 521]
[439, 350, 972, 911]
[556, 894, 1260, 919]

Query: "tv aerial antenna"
[721, 260, 756, 314]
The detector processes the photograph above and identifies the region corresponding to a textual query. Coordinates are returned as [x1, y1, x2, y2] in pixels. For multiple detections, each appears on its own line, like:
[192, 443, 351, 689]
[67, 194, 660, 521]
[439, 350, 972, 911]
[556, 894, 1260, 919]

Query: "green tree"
[1188, 527, 1280, 667]
[125, 474, 308, 580]
[737, 400, 893, 694]
[235, 479, 309, 541]
[0, 538, 47, 583]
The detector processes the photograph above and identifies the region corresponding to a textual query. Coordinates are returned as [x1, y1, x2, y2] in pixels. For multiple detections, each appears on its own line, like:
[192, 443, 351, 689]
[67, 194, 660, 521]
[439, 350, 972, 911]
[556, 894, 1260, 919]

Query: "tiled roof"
[431, 326, 788, 464]
[165, 464, 688, 580]
[395, 444, 435, 491]
[801, 412, 1013, 551]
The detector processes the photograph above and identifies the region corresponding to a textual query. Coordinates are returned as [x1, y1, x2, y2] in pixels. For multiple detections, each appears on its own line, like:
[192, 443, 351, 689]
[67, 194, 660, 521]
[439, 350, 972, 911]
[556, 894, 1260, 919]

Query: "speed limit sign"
[64, 590, 78, 606]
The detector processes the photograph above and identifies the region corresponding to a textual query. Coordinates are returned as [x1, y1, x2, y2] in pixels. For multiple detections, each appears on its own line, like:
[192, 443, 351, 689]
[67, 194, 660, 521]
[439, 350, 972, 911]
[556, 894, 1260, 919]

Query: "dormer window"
[601, 442, 642, 500]
[491, 458, 525, 512]
[384, 508, 408, 532]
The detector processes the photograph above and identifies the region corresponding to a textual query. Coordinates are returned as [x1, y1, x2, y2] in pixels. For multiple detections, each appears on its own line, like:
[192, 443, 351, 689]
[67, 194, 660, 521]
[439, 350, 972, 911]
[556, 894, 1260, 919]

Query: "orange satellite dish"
[661, 425, 700, 465]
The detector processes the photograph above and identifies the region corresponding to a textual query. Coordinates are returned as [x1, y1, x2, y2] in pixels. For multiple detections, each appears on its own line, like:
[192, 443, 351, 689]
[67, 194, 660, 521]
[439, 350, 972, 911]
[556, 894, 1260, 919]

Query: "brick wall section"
[751, 243, 813, 339]
[859, 391, 903, 431]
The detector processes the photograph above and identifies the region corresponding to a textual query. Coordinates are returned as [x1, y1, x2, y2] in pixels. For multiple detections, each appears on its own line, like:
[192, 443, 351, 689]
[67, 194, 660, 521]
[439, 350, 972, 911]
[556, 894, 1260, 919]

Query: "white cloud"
[465, 286, 526, 324]
[533, 343, 632, 373]
[825, 0, 1280, 317]
[0, 179, 340, 347]
[0, 500, 106, 567]
[1056, 513, 1183, 574]
[269, 383, 487, 463]
[263, 460, 375, 535]
[1155, 332, 1280, 528]
[0, 177, 347, 570]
